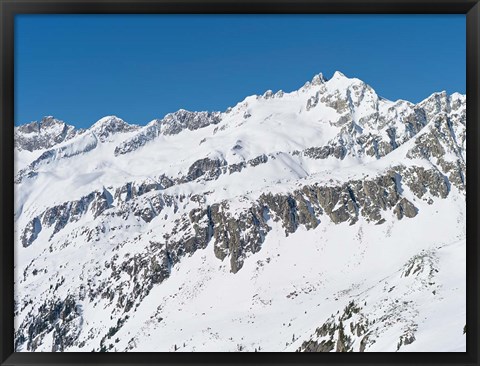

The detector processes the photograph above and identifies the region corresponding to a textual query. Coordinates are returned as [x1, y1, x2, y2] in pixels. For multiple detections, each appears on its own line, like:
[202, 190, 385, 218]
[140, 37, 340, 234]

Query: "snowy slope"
[13, 71, 465, 352]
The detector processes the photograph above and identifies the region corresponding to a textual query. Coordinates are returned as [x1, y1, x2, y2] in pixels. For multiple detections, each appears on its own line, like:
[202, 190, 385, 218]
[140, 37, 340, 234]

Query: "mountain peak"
[92, 115, 127, 128]
[40, 115, 60, 124]
[311, 73, 326, 85]
[90, 116, 138, 142]
[17, 116, 65, 134]
[14, 116, 78, 152]
[332, 70, 348, 79]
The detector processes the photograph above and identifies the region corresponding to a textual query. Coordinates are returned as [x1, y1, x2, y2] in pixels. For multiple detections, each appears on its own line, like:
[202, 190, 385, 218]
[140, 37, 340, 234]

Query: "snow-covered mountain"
[13, 71, 466, 352]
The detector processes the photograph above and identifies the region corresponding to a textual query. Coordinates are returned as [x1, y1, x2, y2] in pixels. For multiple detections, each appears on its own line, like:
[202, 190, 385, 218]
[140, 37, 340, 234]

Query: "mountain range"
[14, 71, 466, 352]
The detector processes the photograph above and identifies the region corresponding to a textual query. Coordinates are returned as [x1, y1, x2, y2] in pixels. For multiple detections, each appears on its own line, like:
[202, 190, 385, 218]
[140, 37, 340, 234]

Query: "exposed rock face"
[154, 167, 427, 273]
[113, 123, 160, 156]
[114, 110, 221, 155]
[210, 202, 269, 273]
[20, 190, 112, 245]
[303, 145, 347, 160]
[403, 167, 450, 199]
[300, 100, 431, 161]
[306, 91, 321, 111]
[19, 162, 447, 278]
[185, 157, 227, 182]
[103, 244, 172, 314]
[296, 82, 464, 168]
[297, 301, 366, 352]
[297, 249, 440, 353]
[15, 117, 141, 184]
[21, 217, 41, 248]
[90, 116, 139, 142]
[248, 154, 268, 167]
[394, 198, 418, 220]
[113, 176, 175, 203]
[15, 116, 81, 152]
[161, 110, 222, 135]
[158, 154, 271, 184]
[397, 331, 416, 351]
[15, 115, 141, 153]
[15, 295, 82, 352]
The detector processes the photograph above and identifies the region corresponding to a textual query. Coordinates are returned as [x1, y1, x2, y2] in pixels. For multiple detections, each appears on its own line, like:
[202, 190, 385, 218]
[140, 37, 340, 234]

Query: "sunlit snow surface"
[13, 72, 465, 352]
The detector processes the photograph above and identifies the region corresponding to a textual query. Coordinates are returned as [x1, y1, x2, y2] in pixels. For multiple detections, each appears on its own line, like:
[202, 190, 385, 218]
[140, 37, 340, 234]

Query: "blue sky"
[15, 14, 465, 128]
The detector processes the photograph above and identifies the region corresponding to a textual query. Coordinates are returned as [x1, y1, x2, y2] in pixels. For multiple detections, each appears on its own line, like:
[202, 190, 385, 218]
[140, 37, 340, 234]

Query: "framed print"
[1, 1, 479, 365]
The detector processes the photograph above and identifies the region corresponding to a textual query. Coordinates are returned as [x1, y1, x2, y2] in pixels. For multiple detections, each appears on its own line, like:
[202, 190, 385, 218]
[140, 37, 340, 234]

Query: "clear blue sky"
[15, 14, 465, 128]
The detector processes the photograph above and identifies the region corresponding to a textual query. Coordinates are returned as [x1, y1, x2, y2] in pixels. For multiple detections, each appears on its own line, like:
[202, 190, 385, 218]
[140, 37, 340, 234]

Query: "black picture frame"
[1, 1, 478, 365]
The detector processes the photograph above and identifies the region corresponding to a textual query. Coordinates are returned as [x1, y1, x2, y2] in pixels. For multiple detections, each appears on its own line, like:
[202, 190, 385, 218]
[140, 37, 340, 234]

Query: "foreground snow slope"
[14, 71, 465, 352]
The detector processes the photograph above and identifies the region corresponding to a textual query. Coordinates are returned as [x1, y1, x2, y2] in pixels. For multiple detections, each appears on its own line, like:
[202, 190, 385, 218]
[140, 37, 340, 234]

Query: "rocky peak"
[17, 116, 66, 135]
[91, 115, 133, 132]
[90, 116, 139, 142]
[327, 71, 370, 94]
[113, 110, 222, 156]
[262, 90, 274, 99]
[311, 73, 326, 85]
[419, 91, 448, 113]
[15, 116, 79, 152]
[40, 115, 63, 128]
[159, 109, 221, 135]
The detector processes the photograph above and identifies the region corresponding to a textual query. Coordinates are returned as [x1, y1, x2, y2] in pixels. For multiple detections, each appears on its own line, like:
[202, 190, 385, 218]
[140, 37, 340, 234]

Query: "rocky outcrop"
[185, 157, 227, 182]
[114, 110, 221, 155]
[393, 198, 418, 220]
[321, 90, 350, 115]
[15, 295, 82, 352]
[297, 301, 369, 352]
[161, 110, 222, 135]
[396, 331, 416, 351]
[15, 134, 98, 184]
[103, 244, 172, 314]
[406, 109, 465, 193]
[228, 162, 247, 174]
[295, 81, 464, 167]
[177, 168, 422, 272]
[401, 250, 438, 279]
[90, 116, 139, 143]
[403, 167, 449, 199]
[210, 202, 270, 273]
[21, 217, 42, 248]
[248, 154, 268, 167]
[14, 116, 81, 152]
[19, 157, 447, 280]
[21, 190, 112, 245]
[306, 91, 321, 111]
[303, 144, 347, 160]
[113, 176, 175, 203]
[114, 123, 160, 155]
[296, 248, 440, 353]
